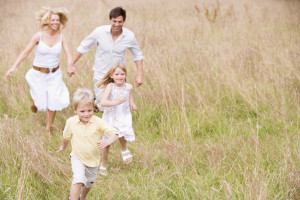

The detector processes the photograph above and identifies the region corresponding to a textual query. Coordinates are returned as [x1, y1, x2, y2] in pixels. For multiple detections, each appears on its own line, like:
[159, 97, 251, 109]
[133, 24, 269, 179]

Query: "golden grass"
[0, 0, 299, 199]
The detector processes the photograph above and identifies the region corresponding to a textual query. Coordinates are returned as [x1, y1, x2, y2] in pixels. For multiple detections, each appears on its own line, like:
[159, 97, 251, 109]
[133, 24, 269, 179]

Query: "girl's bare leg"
[119, 137, 127, 151]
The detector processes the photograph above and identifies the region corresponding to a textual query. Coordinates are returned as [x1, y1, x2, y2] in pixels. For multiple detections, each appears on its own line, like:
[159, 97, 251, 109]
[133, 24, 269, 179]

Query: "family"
[5, 6, 143, 200]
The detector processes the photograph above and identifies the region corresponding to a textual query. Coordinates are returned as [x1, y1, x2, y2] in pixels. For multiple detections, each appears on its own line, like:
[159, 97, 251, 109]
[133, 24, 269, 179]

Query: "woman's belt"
[33, 65, 59, 73]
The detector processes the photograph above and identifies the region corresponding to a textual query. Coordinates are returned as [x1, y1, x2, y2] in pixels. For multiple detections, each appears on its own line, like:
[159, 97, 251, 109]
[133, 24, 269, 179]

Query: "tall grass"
[0, 0, 299, 199]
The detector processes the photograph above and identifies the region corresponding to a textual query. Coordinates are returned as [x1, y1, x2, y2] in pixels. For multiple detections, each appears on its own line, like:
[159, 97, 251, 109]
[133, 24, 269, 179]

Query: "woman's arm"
[62, 34, 77, 77]
[5, 33, 40, 78]
[62, 34, 72, 65]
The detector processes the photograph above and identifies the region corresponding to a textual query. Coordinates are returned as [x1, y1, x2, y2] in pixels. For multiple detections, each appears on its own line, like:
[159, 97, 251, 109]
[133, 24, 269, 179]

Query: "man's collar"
[106, 25, 124, 37]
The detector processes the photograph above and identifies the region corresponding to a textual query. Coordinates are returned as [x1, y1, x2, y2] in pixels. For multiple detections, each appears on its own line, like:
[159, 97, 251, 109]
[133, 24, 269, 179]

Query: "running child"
[96, 62, 137, 176]
[57, 88, 119, 200]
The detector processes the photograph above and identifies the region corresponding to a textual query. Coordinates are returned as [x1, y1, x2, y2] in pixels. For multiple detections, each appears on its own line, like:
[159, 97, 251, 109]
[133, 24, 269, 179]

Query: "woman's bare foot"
[45, 125, 51, 133]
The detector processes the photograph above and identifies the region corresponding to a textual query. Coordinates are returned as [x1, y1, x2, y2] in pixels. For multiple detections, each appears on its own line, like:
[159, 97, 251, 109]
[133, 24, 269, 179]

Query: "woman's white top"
[32, 32, 62, 69]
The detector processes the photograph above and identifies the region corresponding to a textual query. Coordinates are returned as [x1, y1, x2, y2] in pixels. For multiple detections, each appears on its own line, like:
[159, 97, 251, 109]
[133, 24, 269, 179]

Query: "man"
[68, 7, 144, 111]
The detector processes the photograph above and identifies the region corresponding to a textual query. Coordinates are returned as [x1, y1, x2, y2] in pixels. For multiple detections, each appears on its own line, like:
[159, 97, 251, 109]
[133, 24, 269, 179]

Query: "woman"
[6, 7, 72, 132]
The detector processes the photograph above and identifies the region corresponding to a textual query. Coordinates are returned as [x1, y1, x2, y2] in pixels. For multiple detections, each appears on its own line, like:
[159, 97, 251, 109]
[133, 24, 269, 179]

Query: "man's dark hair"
[109, 7, 126, 21]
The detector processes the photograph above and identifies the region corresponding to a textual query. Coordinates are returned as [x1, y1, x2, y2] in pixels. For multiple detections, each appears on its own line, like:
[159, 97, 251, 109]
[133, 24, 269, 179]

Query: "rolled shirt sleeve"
[76, 25, 143, 73]
[129, 34, 144, 62]
[77, 28, 98, 55]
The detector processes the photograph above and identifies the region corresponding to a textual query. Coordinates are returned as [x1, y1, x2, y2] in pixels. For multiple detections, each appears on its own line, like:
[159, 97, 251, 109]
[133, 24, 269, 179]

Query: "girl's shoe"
[121, 149, 133, 164]
[99, 164, 108, 176]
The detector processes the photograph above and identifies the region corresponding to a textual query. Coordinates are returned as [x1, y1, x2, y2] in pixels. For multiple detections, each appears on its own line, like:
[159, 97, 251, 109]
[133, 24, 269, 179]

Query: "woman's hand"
[5, 67, 16, 79]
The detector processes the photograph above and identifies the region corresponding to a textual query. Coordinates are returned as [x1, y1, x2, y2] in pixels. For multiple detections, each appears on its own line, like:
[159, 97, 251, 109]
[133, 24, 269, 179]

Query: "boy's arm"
[97, 134, 119, 149]
[57, 139, 70, 153]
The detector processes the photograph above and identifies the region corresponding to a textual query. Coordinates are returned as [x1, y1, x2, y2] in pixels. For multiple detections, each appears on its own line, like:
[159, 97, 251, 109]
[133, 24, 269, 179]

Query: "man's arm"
[135, 60, 143, 87]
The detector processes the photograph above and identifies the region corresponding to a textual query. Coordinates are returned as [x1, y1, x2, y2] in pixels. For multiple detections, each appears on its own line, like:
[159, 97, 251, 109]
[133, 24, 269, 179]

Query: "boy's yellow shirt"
[63, 115, 118, 167]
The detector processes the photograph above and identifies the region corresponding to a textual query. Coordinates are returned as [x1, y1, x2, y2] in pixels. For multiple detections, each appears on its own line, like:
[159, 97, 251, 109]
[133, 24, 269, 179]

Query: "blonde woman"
[6, 7, 72, 132]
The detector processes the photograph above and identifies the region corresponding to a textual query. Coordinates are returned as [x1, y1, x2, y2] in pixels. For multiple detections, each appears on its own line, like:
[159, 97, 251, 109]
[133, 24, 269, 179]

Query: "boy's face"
[74, 103, 94, 124]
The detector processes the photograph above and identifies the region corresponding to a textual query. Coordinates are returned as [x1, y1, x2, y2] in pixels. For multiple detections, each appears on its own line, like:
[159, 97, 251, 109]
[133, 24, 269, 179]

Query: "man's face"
[110, 15, 124, 34]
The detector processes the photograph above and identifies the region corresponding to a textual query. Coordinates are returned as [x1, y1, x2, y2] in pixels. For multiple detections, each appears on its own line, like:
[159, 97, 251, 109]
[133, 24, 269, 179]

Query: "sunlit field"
[0, 0, 299, 199]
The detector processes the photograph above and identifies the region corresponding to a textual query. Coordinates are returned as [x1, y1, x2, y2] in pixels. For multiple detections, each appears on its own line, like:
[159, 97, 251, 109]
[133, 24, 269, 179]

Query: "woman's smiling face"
[49, 14, 60, 30]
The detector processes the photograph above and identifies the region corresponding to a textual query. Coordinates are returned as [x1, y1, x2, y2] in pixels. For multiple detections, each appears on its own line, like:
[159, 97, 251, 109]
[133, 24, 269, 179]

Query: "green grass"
[0, 0, 299, 199]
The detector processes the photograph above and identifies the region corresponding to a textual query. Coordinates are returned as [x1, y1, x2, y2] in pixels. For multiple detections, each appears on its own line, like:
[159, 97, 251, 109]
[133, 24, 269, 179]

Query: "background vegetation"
[0, 0, 299, 199]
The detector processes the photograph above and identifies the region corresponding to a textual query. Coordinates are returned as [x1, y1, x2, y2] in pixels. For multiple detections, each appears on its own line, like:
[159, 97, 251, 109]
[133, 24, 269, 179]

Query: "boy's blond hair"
[73, 88, 94, 110]
[36, 7, 69, 31]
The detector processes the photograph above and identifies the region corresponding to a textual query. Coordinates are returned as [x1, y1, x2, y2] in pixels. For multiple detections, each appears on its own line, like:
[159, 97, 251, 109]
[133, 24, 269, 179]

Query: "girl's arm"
[101, 83, 126, 107]
[5, 33, 40, 79]
[129, 89, 137, 111]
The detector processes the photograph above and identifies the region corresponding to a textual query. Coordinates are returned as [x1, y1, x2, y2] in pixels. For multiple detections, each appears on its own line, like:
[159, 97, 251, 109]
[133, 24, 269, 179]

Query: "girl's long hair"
[97, 62, 127, 88]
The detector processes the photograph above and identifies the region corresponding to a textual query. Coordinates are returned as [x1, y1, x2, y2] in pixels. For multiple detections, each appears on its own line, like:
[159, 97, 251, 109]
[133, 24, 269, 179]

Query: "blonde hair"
[73, 88, 94, 110]
[97, 62, 127, 88]
[36, 7, 69, 31]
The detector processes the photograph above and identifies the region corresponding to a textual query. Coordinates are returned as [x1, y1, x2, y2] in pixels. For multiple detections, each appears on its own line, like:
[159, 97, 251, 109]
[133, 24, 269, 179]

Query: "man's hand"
[135, 75, 143, 87]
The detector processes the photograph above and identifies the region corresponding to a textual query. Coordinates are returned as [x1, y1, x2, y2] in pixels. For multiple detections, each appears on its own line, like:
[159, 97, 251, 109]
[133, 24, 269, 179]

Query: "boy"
[57, 88, 119, 200]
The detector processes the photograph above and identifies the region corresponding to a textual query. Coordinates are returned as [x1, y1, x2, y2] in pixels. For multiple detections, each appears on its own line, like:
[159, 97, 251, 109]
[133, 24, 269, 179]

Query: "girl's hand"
[130, 104, 137, 111]
[5, 68, 16, 79]
[117, 96, 126, 105]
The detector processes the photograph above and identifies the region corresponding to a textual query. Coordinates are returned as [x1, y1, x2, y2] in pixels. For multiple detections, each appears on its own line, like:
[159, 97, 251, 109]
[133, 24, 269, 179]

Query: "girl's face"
[49, 14, 60, 30]
[110, 67, 126, 86]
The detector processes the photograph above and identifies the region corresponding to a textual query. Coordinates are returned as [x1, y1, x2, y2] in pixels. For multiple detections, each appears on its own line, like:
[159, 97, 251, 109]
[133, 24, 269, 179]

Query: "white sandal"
[121, 149, 133, 164]
[99, 164, 108, 176]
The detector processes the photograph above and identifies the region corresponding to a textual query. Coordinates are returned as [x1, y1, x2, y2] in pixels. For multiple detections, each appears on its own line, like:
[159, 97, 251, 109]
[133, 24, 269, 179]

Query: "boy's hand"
[97, 140, 109, 149]
[57, 145, 65, 153]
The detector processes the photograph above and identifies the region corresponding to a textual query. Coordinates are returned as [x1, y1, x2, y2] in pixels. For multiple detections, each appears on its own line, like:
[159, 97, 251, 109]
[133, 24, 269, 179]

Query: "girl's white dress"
[102, 83, 135, 142]
[25, 32, 69, 111]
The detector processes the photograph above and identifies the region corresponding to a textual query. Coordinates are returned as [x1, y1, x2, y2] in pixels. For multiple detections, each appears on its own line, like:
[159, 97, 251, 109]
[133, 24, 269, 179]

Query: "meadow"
[0, 0, 299, 199]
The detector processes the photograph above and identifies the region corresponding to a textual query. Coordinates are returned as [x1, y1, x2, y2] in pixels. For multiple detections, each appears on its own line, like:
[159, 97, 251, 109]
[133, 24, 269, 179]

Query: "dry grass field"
[0, 0, 299, 199]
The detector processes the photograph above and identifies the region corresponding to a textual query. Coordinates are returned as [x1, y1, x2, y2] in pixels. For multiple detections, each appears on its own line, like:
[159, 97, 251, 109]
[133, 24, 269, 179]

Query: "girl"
[5, 7, 72, 133]
[97, 62, 137, 176]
